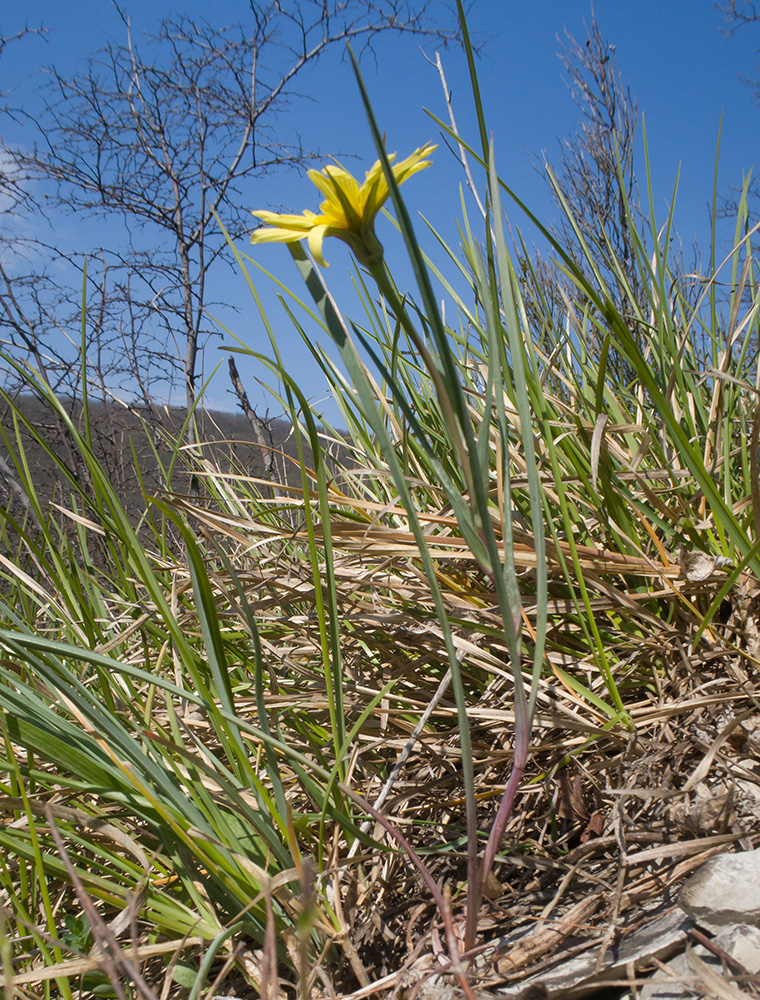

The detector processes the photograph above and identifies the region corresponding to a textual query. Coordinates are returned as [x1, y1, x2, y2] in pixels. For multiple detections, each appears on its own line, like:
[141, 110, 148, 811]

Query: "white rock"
[714, 923, 760, 974]
[678, 848, 760, 932]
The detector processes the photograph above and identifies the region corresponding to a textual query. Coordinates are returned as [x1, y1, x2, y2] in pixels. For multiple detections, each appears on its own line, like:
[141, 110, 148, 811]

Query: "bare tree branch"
[716, 0, 760, 34]
[552, 17, 640, 301]
[1, 2, 459, 417]
[524, 17, 643, 384]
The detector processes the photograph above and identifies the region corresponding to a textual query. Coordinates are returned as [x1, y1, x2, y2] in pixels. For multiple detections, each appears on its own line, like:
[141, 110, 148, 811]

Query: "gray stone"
[637, 924, 760, 1000]
[714, 922, 760, 974]
[638, 949, 699, 1000]
[493, 907, 692, 1000]
[678, 847, 760, 932]
[486, 854, 760, 1000]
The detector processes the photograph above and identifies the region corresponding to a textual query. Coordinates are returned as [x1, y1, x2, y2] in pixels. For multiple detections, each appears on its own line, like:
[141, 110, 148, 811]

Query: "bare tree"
[517, 17, 644, 387]
[550, 18, 641, 310]
[1, 2, 457, 414]
[718, 1, 760, 33]
[716, 1, 760, 220]
[1, 28, 46, 214]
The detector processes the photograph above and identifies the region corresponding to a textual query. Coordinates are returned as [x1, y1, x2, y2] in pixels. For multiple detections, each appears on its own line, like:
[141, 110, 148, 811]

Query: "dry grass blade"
[686, 943, 755, 1000]
[8, 939, 204, 988]
[44, 807, 158, 1000]
[171, 491, 688, 580]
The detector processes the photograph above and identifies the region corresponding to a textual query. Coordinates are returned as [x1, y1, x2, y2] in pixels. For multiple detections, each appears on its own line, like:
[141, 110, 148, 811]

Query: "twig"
[493, 895, 602, 979]
[261, 879, 279, 1000]
[45, 805, 158, 1000]
[228, 355, 278, 489]
[347, 660, 455, 857]
[441, 886, 477, 1000]
[429, 52, 487, 221]
[687, 928, 753, 978]
[686, 943, 755, 1000]
[595, 790, 629, 971]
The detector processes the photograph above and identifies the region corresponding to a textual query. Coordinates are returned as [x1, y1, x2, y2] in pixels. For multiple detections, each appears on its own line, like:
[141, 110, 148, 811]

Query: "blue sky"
[2, 1, 758, 422]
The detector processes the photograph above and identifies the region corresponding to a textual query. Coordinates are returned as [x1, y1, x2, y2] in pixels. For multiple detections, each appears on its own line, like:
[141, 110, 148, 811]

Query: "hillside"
[0, 394, 310, 533]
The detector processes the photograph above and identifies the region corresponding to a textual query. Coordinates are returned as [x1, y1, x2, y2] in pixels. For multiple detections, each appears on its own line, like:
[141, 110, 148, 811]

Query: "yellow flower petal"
[366, 153, 396, 179]
[313, 166, 363, 230]
[251, 209, 316, 233]
[250, 226, 309, 246]
[309, 164, 360, 202]
[391, 143, 437, 185]
[250, 143, 436, 265]
[307, 224, 331, 267]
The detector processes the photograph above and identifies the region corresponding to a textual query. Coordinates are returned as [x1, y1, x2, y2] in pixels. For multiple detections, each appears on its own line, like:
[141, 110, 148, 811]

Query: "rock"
[715, 922, 760, 973]
[638, 923, 760, 1000]
[483, 851, 760, 1000]
[678, 847, 760, 932]
[638, 948, 695, 1000]
[493, 907, 692, 1000]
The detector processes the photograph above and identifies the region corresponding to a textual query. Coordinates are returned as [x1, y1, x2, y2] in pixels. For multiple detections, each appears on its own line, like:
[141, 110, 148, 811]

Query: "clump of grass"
[0, 7, 758, 996]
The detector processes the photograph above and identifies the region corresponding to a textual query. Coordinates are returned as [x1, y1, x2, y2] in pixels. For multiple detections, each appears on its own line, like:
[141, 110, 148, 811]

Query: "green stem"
[367, 261, 474, 498]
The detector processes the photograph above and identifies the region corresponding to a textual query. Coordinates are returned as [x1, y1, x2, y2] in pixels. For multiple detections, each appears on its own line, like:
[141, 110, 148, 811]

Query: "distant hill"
[0, 395, 314, 538]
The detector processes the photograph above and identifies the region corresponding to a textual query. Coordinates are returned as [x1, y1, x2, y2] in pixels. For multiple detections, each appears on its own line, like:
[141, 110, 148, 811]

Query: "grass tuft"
[0, 18, 759, 995]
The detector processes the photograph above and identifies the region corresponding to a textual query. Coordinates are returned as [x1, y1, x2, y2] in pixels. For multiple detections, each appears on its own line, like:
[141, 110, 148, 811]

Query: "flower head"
[250, 143, 436, 267]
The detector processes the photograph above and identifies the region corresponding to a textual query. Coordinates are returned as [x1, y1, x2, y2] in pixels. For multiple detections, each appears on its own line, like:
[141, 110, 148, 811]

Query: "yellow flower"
[250, 143, 436, 267]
